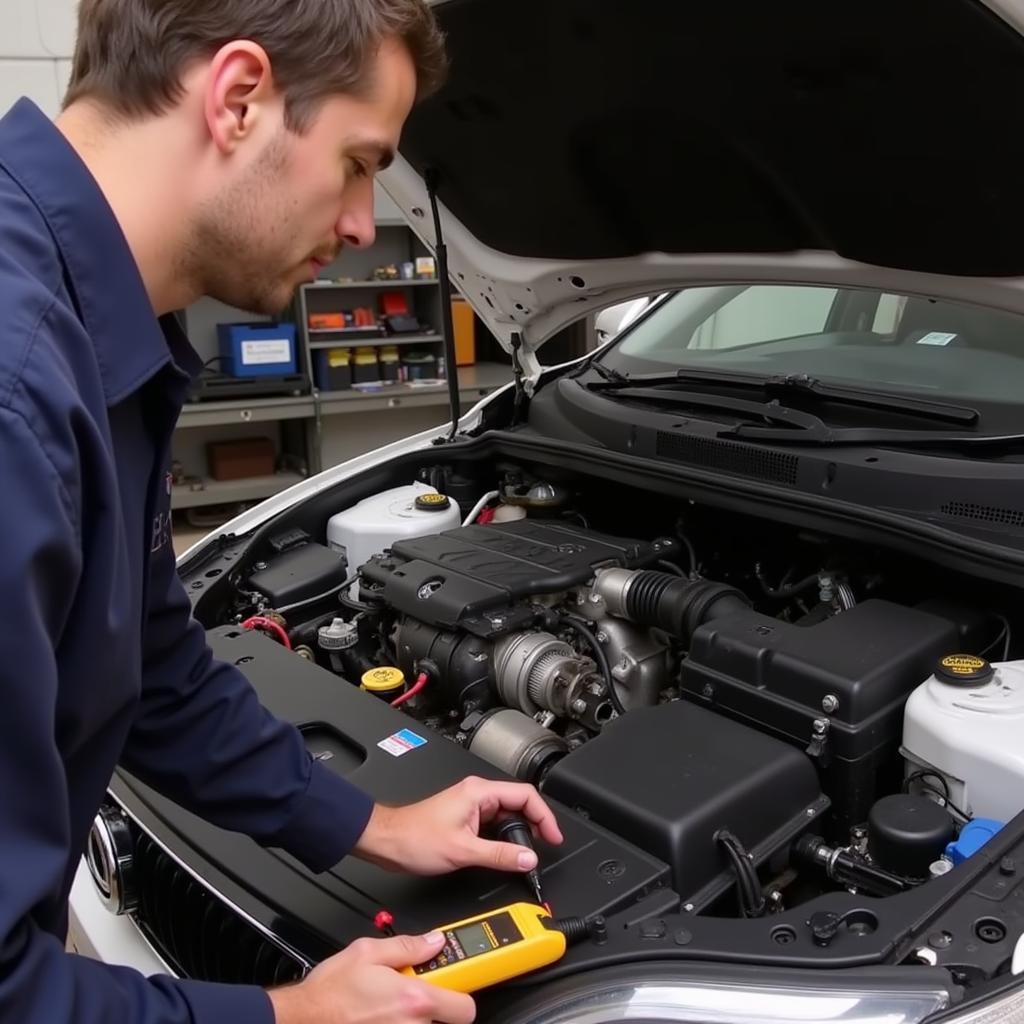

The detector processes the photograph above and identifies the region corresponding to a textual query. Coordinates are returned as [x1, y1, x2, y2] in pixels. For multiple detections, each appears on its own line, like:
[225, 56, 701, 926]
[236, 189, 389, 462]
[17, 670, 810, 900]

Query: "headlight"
[492, 964, 958, 1024]
[938, 983, 1024, 1023]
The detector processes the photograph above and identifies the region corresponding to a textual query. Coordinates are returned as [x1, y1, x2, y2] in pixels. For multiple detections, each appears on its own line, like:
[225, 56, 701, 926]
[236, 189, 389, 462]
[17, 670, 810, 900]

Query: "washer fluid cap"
[935, 653, 994, 686]
[414, 492, 451, 512]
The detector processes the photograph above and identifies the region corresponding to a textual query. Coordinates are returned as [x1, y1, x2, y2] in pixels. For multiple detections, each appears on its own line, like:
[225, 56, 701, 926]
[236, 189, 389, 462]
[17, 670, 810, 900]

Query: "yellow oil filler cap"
[935, 653, 994, 686]
[415, 492, 452, 512]
[361, 666, 406, 698]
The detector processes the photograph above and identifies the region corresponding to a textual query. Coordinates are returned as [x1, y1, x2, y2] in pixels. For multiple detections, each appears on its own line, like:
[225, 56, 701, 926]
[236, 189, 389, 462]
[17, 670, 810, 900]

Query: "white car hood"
[379, 0, 1024, 373]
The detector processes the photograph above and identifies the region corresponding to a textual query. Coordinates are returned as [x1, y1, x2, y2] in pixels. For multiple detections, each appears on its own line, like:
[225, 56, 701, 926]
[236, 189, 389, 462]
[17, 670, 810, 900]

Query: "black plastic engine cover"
[360, 520, 664, 636]
[679, 599, 959, 834]
[543, 702, 829, 911]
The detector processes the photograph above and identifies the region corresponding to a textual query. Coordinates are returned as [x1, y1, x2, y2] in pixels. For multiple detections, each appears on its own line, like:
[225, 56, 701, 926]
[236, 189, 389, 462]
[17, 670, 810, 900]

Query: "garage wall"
[0, 0, 77, 117]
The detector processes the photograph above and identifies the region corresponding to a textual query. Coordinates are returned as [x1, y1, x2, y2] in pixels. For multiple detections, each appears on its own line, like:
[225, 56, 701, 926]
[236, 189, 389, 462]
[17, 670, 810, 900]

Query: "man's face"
[191, 37, 417, 315]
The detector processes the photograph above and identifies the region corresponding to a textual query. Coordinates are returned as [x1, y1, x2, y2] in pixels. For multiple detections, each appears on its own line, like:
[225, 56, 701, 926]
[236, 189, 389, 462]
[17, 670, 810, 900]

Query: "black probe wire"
[560, 614, 627, 719]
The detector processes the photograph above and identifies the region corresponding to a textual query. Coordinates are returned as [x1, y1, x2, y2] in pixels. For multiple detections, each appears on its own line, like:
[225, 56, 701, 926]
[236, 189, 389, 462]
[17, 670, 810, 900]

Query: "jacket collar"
[0, 99, 201, 405]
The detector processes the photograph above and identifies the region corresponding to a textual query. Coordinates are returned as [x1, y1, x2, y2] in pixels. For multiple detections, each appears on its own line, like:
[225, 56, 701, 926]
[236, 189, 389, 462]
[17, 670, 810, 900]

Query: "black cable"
[657, 559, 685, 577]
[903, 770, 970, 822]
[903, 769, 950, 804]
[275, 573, 359, 615]
[721, 843, 756, 913]
[675, 529, 698, 577]
[918, 784, 970, 823]
[560, 615, 626, 719]
[980, 620, 1009, 660]
[715, 830, 764, 918]
[996, 613, 1012, 660]
[716, 832, 761, 917]
[756, 566, 819, 600]
[338, 587, 378, 615]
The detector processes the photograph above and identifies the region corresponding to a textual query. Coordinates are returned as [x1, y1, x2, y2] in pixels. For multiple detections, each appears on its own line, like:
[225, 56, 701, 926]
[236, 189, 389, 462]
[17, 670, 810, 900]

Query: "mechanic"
[0, 2, 563, 1023]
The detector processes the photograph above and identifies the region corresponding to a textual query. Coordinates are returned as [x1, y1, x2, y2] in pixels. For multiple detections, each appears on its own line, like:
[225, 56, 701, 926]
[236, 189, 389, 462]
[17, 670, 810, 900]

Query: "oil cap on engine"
[934, 653, 994, 687]
[361, 666, 406, 698]
[414, 492, 452, 512]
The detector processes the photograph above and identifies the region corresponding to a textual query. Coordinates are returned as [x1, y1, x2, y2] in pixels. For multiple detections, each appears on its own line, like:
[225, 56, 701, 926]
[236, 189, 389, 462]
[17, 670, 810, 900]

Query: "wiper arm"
[588, 368, 979, 427]
[720, 423, 1024, 448]
[757, 373, 979, 426]
[593, 385, 831, 436]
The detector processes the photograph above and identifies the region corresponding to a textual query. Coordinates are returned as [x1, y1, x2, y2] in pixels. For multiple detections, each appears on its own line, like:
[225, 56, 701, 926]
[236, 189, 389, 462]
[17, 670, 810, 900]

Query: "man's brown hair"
[64, 0, 446, 130]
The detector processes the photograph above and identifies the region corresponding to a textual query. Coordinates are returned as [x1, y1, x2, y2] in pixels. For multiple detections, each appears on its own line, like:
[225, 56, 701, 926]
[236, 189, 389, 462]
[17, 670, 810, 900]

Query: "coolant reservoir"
[903, 655, 1024, 822]
[326, 483, 461, 575]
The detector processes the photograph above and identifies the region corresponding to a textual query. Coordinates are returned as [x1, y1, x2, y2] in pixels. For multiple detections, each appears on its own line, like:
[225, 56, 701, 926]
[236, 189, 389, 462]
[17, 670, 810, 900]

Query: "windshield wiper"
[587, 368, 979, 427]
[720, 423, 1024, 449]
[580, 377, 1011, 449]
[587, 384, 833, 436]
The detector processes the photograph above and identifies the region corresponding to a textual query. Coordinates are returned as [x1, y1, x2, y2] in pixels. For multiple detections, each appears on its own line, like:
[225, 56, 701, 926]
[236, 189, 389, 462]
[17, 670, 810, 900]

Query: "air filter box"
[542, 702, 828, 910]
[680, 600, 958, 832]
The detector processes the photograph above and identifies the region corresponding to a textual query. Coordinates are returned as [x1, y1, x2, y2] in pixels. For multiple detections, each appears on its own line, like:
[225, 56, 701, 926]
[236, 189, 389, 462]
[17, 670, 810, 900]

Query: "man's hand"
[354, 776, 564, 875]
[268, 932, 475, 1024]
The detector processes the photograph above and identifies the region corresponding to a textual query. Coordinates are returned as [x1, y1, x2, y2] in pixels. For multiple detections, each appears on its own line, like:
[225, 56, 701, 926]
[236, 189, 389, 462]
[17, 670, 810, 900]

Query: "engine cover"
[360, 520, 665, 636]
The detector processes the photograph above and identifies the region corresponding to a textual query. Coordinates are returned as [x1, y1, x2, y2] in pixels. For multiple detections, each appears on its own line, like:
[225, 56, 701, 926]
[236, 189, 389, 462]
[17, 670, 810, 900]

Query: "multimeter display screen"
[452, 923, 493, 958]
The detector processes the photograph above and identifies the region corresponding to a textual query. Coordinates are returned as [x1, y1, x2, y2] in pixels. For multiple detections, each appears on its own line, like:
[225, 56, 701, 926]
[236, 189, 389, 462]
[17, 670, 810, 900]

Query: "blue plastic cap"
[945, 818, 1005, 865]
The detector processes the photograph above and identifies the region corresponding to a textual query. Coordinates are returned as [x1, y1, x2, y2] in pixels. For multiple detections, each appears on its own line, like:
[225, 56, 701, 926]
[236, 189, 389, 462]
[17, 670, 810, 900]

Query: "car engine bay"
[182, 458, 1024, 986]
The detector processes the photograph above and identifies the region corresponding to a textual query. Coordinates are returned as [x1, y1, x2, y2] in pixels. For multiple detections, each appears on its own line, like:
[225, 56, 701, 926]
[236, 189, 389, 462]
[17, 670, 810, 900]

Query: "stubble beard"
[180, 134, 299, 316]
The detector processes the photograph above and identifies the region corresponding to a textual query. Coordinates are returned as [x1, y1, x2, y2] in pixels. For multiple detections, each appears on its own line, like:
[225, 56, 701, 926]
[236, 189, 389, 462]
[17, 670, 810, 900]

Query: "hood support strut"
[425, 169, 461, 441]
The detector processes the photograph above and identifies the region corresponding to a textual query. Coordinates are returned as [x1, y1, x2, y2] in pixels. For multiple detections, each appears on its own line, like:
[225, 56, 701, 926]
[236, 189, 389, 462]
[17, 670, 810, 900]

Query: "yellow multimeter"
[401, 903, 567, 993]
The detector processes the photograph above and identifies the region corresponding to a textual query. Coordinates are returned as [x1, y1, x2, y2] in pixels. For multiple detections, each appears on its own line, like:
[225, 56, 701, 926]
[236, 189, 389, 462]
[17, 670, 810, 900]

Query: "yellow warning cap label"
[361, 667, 406, 692]
[415, 492, 451, 511]
[940, 655, 986, 674]
[936, 653, 993, 686]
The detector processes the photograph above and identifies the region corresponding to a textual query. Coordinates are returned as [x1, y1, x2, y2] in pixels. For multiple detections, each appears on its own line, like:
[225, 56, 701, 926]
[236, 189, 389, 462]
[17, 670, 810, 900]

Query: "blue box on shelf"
[217, 322, 297, 378]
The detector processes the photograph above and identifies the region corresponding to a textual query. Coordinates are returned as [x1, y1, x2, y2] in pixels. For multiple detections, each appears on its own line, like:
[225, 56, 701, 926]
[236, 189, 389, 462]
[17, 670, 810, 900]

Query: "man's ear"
[203, 41, 276, 154]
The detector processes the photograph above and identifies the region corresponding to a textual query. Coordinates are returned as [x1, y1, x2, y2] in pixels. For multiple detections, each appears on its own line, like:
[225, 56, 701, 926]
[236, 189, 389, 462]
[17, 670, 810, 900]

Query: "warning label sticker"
[378, 728, 428, 757]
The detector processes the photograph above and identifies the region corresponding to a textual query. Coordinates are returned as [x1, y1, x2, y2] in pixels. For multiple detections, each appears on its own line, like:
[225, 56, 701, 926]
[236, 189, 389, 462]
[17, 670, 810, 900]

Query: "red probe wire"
[391, 671, 430, 708]
[241, 616, 293, 650]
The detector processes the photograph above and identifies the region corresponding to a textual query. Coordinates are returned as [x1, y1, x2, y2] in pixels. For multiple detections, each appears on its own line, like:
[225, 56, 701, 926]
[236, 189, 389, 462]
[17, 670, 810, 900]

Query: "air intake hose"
[592, 568, 749, 639]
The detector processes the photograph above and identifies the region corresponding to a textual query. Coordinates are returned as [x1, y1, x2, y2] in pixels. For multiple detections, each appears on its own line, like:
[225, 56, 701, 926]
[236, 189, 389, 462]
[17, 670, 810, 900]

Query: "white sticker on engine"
[378, 728, 428, 757]
[241, 339, 292, 364]
[916, 332, 958, 347]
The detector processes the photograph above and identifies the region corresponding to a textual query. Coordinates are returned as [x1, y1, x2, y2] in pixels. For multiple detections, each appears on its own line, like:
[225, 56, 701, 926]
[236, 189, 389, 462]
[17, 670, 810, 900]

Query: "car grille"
[128, 823, 306, 987]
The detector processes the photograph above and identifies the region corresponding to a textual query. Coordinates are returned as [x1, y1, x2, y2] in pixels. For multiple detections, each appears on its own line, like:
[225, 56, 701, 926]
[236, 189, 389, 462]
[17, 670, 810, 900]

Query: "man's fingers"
[474, 780, 564, 846]
[427, 984, 477, 1024]
[459, 837, 538, 873]
[356, 931, 445, 969]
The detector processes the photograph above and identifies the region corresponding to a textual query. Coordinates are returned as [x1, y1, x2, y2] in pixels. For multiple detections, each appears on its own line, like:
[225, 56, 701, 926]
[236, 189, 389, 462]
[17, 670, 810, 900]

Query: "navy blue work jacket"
[0, 98, 374, 1023]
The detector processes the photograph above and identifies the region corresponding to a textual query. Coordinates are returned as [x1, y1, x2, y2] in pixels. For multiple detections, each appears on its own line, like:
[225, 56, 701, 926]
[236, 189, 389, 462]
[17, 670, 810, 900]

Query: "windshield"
[599, 285, 1024, 404]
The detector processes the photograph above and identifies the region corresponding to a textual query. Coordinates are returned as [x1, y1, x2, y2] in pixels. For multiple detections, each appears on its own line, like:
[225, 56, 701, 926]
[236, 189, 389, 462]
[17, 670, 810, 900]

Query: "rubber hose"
[618, 571, 750, 639]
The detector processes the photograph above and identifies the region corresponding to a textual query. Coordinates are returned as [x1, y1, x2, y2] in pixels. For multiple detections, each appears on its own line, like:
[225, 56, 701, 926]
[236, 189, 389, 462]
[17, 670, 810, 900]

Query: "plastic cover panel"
[360, 521, 662, 632]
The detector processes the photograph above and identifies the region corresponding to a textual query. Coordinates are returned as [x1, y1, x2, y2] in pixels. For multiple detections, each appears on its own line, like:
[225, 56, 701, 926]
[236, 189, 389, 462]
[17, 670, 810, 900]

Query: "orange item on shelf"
[309, 312, 346, 329]
[380, 291, 410, 317]
[451, 297, 476, 366]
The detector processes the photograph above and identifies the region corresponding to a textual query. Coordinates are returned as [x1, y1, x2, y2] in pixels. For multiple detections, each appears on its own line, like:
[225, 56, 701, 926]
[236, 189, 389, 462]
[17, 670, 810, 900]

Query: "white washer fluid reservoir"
[903, 655, 1024, 822]
[326, 483, 462, 577]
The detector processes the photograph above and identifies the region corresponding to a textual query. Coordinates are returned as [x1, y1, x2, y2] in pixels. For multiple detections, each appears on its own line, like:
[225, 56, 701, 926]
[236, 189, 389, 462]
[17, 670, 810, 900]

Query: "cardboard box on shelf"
[206, 438, 276, 481]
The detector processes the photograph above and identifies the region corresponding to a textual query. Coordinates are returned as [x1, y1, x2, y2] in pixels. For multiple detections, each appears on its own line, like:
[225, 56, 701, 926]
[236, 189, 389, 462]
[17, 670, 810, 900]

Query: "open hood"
[379, 0, 1024, 368]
